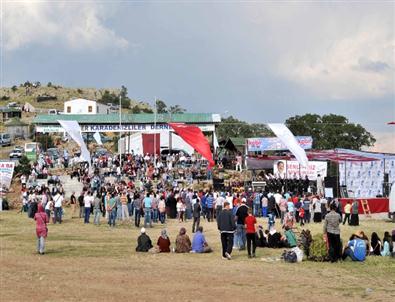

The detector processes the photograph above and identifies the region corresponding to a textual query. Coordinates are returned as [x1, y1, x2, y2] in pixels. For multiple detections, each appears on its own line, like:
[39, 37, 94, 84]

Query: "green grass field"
[1, 210, 394, 301]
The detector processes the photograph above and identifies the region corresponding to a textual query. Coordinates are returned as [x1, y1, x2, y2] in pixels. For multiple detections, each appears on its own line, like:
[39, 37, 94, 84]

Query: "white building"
[64, 98, 111, 115]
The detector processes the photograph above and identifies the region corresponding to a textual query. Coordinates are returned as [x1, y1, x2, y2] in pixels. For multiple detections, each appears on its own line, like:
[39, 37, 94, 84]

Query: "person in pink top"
[34, 204, 49, 255]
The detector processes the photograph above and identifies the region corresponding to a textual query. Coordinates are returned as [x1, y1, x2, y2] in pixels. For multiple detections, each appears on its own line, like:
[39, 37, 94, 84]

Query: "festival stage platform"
[340, 198, 389, 214]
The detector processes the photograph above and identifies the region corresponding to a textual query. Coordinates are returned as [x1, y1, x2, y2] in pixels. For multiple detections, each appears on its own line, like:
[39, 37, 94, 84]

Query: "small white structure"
[64, 99, 111, 115]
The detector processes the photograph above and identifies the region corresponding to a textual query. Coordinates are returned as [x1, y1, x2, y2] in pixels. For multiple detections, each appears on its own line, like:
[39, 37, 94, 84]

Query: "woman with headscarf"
[157, 229, 171, 253]
[370, 232, 382, 256]
[175, 227, 191, 253]
[34, 204, 49, 255]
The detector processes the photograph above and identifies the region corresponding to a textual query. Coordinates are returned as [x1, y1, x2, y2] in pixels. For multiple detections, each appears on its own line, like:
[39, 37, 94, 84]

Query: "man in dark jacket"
[235, 200, 249, 250]
[136, 228, 153, 252]
[217, 202, 236, 260]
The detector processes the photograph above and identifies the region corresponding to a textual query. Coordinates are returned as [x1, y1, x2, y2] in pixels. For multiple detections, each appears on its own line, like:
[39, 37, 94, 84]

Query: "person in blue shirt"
[206, 193, 214, 222]
[191, 226, 212, 253]
[143, 193, 152, 228]
[342, 234, 366, 261]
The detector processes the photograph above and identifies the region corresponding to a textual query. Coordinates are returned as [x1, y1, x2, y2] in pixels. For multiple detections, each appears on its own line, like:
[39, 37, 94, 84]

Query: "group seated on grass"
[136, 226, 395, 262]
[136, 226, 213, 254]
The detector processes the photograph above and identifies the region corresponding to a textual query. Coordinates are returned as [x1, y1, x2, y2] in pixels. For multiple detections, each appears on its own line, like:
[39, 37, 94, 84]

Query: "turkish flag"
[169, 123, 215, 168]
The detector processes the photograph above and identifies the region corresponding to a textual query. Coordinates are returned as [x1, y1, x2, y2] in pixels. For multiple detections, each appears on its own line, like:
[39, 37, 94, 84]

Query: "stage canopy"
[248, 148, 395, 164]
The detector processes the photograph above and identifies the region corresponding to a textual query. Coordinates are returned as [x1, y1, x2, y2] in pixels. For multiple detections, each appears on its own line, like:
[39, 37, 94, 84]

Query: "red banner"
[169, 123, 214, 168]
[142, 133, 160, 155]
[340, 198, 389, 214]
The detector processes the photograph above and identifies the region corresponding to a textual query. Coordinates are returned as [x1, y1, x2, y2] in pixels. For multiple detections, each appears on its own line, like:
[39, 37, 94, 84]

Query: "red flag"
[169, 123, 215, 168]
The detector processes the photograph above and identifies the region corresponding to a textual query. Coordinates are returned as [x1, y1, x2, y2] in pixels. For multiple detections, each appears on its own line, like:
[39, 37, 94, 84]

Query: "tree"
[11, 85, 18, 92]
[169, 105, 186, 114]
[155, 99, 168, 113]
[285, 113, 376, 150]
[141, 107, 153, 113]
[132, 106, 141, 113]
[120, 85, 128, 99]
[14, 156, 31, 176]
[119, 85, 131, 109]
[217, 116, 272, 140]
[98, 88, 130, 109]
[36, 134, 55, 151]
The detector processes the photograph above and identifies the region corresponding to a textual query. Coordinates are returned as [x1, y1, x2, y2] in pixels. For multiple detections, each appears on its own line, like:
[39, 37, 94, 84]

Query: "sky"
[2, 0, 395, 152]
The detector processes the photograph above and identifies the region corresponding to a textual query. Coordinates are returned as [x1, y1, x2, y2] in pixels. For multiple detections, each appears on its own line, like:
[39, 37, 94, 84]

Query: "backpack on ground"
[282, 250, 297, 263]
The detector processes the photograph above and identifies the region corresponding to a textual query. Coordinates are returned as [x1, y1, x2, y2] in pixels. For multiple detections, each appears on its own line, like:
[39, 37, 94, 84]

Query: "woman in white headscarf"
[156, 229, 171, 253]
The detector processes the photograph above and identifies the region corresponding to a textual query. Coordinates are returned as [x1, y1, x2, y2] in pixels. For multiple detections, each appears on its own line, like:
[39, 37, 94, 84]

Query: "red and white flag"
[169, 123, 215, 168]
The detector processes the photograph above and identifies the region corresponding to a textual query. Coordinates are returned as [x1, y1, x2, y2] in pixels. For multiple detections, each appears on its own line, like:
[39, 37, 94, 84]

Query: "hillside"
[0, 84, 152, 112]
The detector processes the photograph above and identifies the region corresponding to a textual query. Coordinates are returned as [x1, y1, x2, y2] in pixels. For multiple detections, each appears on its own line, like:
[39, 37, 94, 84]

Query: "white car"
[9, 147, 24, 159]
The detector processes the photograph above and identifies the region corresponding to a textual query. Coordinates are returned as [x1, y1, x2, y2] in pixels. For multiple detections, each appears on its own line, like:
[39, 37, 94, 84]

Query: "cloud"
[246, 4, 395, 99]
[366, 131, 395, 153]
[3, 1, 129, 51]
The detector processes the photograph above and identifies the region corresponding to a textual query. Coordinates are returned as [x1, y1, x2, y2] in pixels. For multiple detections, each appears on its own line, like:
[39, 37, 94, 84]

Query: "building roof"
[65, 98, 95, 104]
[33, 113, 221, 124]
[5, 118, 28, 127]
[0, 107, 21, 113]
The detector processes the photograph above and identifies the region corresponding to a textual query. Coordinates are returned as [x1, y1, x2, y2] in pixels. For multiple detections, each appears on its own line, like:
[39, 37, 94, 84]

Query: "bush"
[11, 85, 18, 92]
[308, 233, 328, 261]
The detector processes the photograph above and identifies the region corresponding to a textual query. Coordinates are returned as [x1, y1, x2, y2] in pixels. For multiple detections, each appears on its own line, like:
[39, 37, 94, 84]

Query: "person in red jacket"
[299, 208, 305, 226]
[244, 208, 257, 258]
[34, 204, 49, 255]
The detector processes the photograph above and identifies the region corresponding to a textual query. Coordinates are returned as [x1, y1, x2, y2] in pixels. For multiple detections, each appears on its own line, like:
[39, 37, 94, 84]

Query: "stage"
[340, 198, 389, 214]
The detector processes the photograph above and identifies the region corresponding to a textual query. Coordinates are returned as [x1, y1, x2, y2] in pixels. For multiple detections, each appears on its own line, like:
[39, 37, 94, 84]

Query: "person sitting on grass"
[381, 231, 392, 256]
[136, 227, 153, 252]
[157, 229, 171, 253]
[283, 211, 296, 230]
[191, 226, 213, 253]
[267, 229, 286, 248]
[370, 232, 382, 256]
[283, 226, 297, 248]
[342, 233, 366, 262]
[175, 227, 192, 253]
[256, 225, 267, 248]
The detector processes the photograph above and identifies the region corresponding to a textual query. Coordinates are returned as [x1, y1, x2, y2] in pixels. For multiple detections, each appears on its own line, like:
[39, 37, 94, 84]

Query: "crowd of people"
[17, 149, 395, 262]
